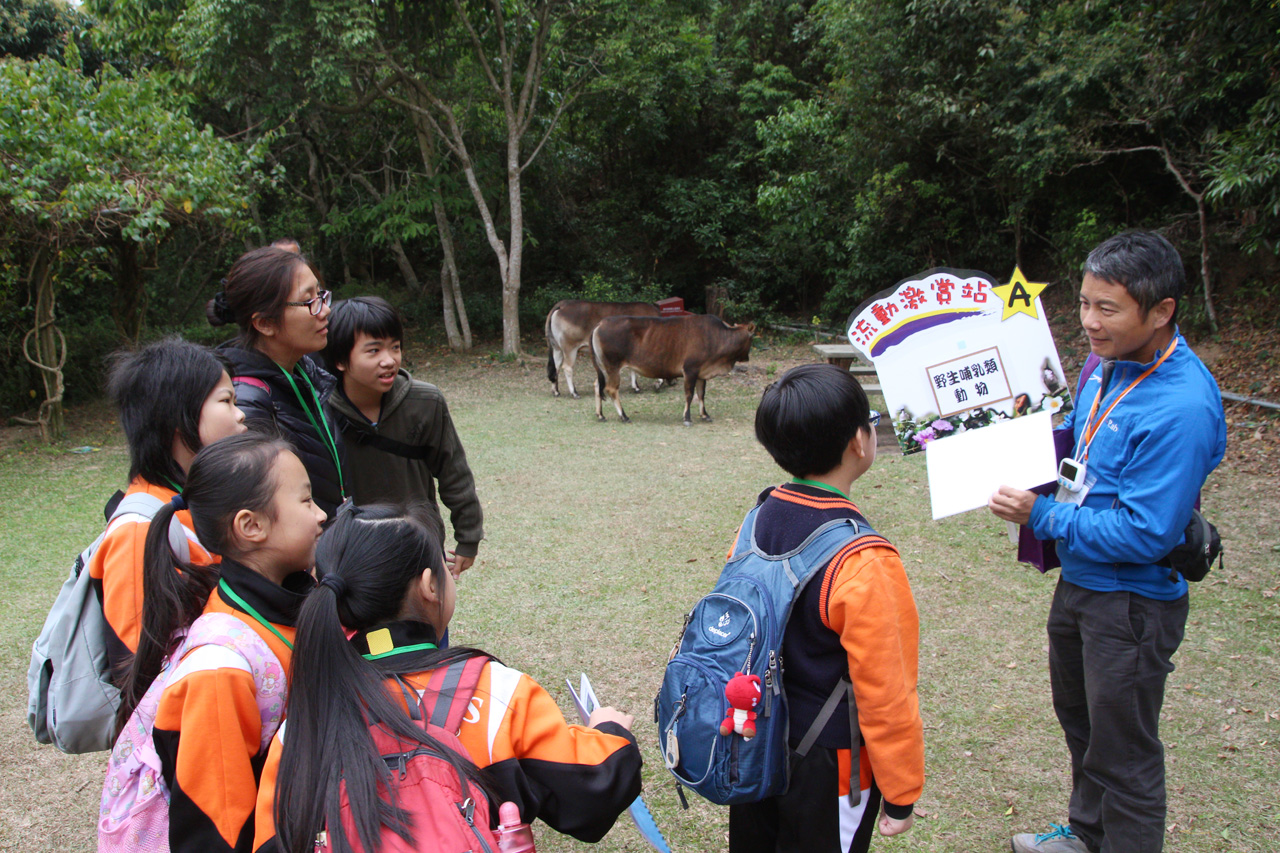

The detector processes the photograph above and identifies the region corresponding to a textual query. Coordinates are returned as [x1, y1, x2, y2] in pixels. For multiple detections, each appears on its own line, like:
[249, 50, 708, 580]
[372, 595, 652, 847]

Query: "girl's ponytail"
[115, 500, 217, 729]
[278, 580, 399, 853]
[275, 505, 494, 853]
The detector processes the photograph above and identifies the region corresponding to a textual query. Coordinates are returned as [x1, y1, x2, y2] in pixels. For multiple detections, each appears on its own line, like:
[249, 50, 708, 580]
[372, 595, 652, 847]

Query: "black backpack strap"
[392, 674, 423, 723]
[102, 490, 125, 523]
[794, 677, 861, 807]
[846, 681, 860, 806]
[340, 419, 433, 461]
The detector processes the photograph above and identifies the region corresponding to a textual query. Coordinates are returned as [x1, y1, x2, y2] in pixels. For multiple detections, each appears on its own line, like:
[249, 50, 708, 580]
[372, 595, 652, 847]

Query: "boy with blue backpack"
[657, 364, 923, 853]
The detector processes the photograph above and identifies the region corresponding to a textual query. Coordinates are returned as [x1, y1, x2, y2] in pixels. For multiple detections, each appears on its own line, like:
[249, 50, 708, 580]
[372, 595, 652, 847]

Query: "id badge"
[1053, 481, 1090, 505]
[1053, 467, 1096, 505]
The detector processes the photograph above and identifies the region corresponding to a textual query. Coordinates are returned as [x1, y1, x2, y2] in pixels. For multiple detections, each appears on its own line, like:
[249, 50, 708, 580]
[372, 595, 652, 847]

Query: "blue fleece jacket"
[1029, 330, 1226, 600]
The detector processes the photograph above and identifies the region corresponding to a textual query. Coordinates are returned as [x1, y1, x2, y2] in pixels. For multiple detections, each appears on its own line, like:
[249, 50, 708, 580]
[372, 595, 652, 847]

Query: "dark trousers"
[1048, 579, 1188, 853]
[729, 747, 881, 853]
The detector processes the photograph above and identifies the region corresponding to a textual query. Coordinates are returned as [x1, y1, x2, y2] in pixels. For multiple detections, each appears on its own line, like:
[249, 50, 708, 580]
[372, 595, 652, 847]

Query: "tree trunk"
[1194, 194, 1219, 333]
[301, 132, 353, 286]
[439, 264, 462, 348]
[447, 259, 472, 350]
[410, 107, 471, 351]
[112, 238, 145, 342]
[348, 171, 426, 298]
[1013, 210, 1024, 271]
[21, 249, 66, 442]
[1157, 144, 1219, 333]
[388, 237, 421, 292]
[502, 136, 523, 355]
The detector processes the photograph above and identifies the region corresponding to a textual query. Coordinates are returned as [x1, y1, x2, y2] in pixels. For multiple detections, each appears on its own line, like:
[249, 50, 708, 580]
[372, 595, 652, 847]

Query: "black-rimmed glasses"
[286, 289, 332, 316]
[869, 410, 881, 427]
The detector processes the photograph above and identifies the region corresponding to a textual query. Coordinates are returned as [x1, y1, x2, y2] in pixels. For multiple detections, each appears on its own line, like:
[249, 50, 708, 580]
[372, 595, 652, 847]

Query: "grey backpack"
[27, 493, 192, 753]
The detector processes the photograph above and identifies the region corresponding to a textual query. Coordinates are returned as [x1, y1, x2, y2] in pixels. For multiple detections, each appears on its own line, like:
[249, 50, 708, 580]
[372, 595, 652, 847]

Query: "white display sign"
[845, 266, 1073, 518]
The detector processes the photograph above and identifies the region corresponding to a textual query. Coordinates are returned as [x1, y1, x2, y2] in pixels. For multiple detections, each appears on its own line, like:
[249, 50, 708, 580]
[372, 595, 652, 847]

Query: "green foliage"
[0, 51, 266, 416]
[1204, 0, 1280, 253]
[26, 0, 1280, 361]
[0, 0, 104, 70]
[0, 54, 265, 244]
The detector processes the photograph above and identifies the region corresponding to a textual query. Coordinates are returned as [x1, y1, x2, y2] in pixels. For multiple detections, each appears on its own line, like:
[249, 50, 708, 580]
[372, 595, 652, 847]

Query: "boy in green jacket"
[323, 296, 483, 575]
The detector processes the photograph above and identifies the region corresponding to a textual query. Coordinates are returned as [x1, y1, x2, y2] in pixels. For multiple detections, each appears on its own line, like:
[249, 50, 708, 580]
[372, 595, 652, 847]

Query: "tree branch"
[452, 0, 504, 99]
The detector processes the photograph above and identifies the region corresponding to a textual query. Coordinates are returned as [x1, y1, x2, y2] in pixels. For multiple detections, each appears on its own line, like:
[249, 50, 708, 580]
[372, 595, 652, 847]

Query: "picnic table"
[812, 343, 881, 394]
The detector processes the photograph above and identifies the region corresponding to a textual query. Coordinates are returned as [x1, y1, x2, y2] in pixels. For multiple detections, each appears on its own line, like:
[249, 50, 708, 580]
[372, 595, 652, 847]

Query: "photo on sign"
[845, 267, 1073, 456]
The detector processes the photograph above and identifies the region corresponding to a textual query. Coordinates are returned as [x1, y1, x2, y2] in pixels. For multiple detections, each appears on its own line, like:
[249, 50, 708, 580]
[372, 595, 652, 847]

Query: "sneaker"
[1010, 824, 1090, 853]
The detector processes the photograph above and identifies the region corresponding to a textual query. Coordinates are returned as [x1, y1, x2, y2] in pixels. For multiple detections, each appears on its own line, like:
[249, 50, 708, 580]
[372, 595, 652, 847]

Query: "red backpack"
[320, 656, 500, 853]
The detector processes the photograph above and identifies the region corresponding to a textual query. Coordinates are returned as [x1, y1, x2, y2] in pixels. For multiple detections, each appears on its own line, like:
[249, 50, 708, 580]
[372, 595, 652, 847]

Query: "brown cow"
[545, 300, 661, 398]
[591, 314, 755, 425]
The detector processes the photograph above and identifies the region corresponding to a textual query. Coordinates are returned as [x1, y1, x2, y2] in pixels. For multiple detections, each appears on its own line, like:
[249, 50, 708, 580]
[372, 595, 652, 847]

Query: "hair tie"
[213, 289, 234, 323]
[169, 494, 186, 511]
[319, 574, 348, 598]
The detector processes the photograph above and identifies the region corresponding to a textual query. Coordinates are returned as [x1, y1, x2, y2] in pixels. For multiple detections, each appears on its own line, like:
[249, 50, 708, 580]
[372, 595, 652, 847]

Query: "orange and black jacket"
[153, 560, 313, 853]
[87, 477, 214, 676]
[252, 620, 644, 852]
[749, 483, 924, 818]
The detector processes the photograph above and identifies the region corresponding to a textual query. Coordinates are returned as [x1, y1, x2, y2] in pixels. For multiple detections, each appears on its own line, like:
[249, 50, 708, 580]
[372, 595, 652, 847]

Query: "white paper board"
[924, 411, 1058, 519]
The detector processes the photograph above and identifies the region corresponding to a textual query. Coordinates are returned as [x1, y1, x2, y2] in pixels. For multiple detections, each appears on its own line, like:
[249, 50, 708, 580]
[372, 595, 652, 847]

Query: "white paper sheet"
[565, 673, 600, 723]
[924, 410, 1057, 519]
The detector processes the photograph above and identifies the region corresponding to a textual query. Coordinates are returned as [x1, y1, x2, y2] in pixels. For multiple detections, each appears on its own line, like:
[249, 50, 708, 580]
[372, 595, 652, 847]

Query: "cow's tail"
[589, 328, 606, 394]
[545, 305, 559, 383]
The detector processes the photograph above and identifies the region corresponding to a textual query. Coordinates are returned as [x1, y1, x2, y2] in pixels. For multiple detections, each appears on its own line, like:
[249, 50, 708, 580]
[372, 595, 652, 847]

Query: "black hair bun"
[205, 288, 234, 327]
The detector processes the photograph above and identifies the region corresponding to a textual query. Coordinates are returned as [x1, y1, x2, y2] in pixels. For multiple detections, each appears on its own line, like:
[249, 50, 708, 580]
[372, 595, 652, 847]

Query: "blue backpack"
[655, 499, 889, 806]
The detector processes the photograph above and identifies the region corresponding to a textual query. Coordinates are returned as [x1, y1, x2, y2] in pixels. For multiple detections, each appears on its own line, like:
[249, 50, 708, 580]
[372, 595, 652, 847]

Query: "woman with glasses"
[207, 246, 347, 517]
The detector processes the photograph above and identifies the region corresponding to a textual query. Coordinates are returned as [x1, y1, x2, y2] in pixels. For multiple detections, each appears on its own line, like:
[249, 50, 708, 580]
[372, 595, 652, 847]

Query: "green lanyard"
[274, 363, 346, 498]
[362, 642, 438, 662]
[160, 475, 183, 494]
[218, 579, 294, 650]
[790, 477, 851, 501]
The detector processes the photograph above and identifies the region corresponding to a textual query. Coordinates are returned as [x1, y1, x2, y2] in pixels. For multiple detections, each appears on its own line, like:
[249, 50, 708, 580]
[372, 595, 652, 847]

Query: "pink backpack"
[318, 656, 500, 853]
[98, 613, 288, 853]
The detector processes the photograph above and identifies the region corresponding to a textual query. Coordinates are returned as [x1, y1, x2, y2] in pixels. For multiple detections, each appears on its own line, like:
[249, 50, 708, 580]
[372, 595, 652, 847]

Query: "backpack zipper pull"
[396, 753, 407, 779]
[458, 796, 476, 825]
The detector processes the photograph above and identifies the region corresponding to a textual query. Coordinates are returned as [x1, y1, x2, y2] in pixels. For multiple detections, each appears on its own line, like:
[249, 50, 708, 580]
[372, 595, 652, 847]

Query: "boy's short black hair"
[755, 363, 872, 479]
[323, 296, 404, 370]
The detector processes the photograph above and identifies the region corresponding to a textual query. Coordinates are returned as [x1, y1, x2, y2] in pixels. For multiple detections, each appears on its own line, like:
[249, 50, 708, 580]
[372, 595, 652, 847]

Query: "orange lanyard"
[1079, 337, 1178, 463]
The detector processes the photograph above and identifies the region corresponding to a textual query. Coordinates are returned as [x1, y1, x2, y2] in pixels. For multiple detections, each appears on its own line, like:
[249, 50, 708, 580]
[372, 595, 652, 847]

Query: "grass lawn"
[1, 339, 1276, 852]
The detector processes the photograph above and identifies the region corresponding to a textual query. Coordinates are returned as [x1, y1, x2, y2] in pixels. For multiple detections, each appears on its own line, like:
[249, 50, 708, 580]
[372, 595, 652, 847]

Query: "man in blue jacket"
[989, 231, 1226, 853]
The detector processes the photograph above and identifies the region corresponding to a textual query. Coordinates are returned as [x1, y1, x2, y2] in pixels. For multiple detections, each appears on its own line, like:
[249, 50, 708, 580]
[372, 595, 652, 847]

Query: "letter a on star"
[992, 267, 1049, 321]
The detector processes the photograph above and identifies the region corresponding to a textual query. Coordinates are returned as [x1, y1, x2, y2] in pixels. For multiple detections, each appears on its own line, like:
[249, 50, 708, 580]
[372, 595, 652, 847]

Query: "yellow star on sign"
[992, 267, 1049, 320]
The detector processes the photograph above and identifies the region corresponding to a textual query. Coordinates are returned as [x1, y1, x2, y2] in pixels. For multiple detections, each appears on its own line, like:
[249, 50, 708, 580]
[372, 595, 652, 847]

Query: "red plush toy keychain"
[719, 671, 762, 739]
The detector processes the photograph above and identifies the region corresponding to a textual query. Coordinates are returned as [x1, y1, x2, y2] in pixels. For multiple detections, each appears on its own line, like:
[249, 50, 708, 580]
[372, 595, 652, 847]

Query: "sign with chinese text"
[846, 267, 1072, 457]
[926, 347, 1012, 416]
